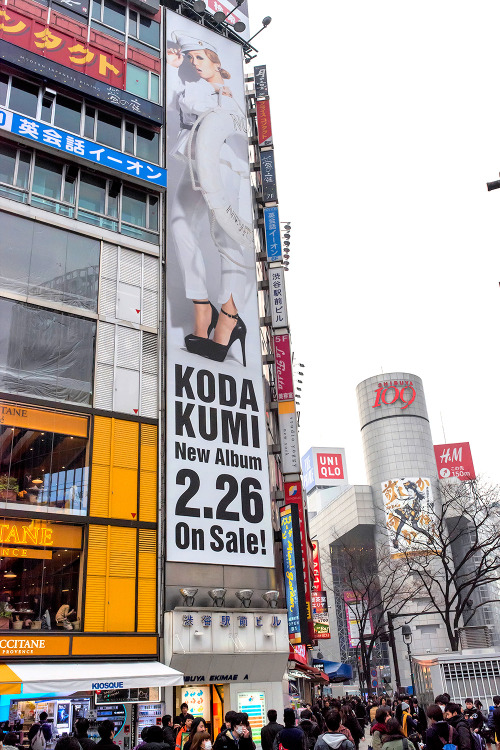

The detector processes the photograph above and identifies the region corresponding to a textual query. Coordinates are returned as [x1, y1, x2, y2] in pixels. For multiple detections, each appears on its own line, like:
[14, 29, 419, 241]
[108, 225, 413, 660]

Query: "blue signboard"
[280, 505, 301, 639]
[264, 206, 282, 261]
[260, 150, 277, 203]
[301, 448, 315, 493]
[0, 107, 166, 188]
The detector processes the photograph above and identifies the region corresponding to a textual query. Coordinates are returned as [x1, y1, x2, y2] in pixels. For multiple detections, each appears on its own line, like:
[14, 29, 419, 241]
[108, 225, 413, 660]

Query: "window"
[8, 78, 39, 118]
[54, 95, 82, 134]
[0, 73, 7, 107]
[126, 63, 160, 103]
[128, 10, 160, 56]
[0, 140, 160, 244]
[0, 298, 96, 405]
[136, 126, 159, 163]
[0, 212, 100, 311]
[96, 110, 122, 150]
[91, 0, 125, 33]
[0, 420, 89, 516]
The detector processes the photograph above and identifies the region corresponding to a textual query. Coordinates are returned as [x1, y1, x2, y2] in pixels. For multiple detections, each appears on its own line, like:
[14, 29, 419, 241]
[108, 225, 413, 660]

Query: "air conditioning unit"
[458, 626, 493, 649]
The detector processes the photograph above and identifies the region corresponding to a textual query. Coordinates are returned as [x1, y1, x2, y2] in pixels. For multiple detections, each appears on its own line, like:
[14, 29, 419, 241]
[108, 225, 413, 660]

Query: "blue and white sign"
[269, 267, 288, 329]
[264, 206, 282, 261]
[0, 107, 166, 188]
[301, 448, 315, 493]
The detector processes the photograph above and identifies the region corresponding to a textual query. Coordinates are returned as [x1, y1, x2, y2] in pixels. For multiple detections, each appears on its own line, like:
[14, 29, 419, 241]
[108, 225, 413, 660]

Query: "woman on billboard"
[167, 32, 253, 366]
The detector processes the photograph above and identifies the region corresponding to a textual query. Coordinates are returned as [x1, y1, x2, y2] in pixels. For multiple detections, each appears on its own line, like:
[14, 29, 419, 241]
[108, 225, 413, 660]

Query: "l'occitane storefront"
[0, 399, 163, 664]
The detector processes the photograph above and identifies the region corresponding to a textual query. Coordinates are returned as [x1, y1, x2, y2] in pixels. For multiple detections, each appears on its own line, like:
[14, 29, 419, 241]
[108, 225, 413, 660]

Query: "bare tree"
[327, 537, 423, 693]
[394, 478, 500, 651]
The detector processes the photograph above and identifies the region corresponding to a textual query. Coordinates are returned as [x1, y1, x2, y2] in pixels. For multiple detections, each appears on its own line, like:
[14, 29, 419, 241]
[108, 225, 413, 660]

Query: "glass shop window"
[0, 522, 82, 631]
[8, 78, 39, 118]
[0, 422, 89, 516]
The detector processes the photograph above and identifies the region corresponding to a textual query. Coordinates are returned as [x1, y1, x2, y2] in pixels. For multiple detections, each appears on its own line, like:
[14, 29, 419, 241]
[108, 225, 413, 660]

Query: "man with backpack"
[424, 704, 459, 750]
[444, 704, 472, 750]
[28, 712, 52, 750]
[261, 711, 284, 750]
[299, 710, 321, 750]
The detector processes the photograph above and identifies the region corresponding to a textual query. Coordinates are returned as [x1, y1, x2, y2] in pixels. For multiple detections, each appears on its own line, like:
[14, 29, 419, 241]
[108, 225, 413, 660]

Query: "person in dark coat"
[29, 712, 53, 749]
[141, 726, 174, 750]
[444, 705, 472, 750]
[96, 721, 120, 750]
[339, 706, 363, 750]
[299, 710, 321, 750]
[162, 717, 176, 750]
[410, 699, 426, 738]
[353, 701, 367, 728]
[424, 704, 459, 750]
[261, 710, 284, 750]
[273, 709, 304, 750]
[74, 719, 97, 750]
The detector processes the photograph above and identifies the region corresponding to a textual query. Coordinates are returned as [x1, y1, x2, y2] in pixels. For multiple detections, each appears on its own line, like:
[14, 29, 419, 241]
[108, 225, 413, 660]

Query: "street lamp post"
[402, 624, 415, 696]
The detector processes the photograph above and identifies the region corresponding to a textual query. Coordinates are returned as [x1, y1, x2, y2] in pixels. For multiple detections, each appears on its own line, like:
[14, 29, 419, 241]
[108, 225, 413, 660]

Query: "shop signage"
[165, 12, 273, 569]
[434, 442, 476, 480]
[0, 41, 162, 124]
[0, 108, 167, 188]
[0, 6, 125, 88]
[285, 482, 314, 640]
[269, 268, 288, 329]
[95, 687, 159, 703]
[312, 590, 330, 640]
[260, 150, 278, 203]
[206, 0, 250, 41]
[254, 65, 269, 98]
[372, 381, 416, 410]
[311, 541, 322, 592]
[280, 504, 308, 644]
[0, 547, 52, 560]
[264, 206, 282, 261]
[0, 519, 82, 549]
[278, 402, 300, 474]
[343, 591, 373, 648]
[182, 685, 210, 718]
[273, 334, 294, 401]
[0, 636, 70, 656]
[256, 100, 272, 147]
[301, 447, 348, 492]
[237, 691, 266, 743]
[0, 400, 88, 437]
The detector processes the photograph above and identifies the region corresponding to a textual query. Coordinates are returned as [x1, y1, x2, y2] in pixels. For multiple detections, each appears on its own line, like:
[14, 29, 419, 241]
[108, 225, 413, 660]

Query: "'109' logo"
[372, 381, 416, 410]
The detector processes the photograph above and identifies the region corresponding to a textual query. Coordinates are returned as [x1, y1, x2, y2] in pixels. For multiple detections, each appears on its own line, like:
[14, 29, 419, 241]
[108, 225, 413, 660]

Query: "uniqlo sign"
[316, 452, 344, 481]
[434, 442, 476, 481]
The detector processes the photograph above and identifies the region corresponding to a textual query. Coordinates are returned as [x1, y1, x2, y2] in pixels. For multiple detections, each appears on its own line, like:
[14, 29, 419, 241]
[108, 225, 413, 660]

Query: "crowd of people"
[10, 694, 500, 750]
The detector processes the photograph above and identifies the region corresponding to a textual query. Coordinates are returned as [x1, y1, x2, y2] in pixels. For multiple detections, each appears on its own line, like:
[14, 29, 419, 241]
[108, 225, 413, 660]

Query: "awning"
[0, 661, 184, 695]
[313, 659, 353, 684]
[288, 662, 329, 683]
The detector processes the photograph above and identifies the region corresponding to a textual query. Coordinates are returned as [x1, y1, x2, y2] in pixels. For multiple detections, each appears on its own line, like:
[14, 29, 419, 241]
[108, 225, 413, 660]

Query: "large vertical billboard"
[280, 504, 308, 644]
[165, 12, 273, 567]
[381, 477, 434, 558]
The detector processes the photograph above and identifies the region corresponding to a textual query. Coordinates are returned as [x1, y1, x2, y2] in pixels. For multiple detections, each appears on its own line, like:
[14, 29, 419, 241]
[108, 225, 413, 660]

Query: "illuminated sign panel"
[280, 504, 308, 644]
[434, 442, 476, 480]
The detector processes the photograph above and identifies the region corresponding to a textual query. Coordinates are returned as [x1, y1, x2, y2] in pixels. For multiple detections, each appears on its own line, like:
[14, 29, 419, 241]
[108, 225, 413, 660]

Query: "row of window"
[91, 0, 160, 55]
[0, 74, 160, 162]
[0, 140, 159, 244]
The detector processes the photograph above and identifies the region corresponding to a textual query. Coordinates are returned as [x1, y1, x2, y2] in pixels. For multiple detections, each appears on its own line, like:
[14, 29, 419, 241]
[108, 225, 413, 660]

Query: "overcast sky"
[246, 1, 500, 486]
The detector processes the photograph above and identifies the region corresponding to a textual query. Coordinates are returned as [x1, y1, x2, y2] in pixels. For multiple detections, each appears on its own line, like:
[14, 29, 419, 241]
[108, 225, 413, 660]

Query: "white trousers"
[170, 165, 247, 310]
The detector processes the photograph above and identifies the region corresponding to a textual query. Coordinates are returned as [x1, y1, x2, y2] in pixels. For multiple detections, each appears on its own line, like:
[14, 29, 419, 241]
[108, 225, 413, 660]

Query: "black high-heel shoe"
[185, 300, 218, 351]
[209, 308, 247, 366]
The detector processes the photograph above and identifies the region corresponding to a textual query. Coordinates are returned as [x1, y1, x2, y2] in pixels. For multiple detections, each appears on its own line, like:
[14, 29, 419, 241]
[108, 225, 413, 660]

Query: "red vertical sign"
[256, 99, 273, 147]
[434, 442, 476, 480]
[273, 334, 294, 401]
[311, 540, 323, 592]
[285, 481, 314, 642]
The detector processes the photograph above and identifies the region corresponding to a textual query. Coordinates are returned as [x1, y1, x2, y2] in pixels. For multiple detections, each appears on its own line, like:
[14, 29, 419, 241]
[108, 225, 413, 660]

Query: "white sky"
[247, 1, 500, 486]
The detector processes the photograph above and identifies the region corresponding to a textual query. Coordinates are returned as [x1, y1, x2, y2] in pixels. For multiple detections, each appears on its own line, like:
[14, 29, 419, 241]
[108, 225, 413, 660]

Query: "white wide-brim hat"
[171, 31, 218, 54]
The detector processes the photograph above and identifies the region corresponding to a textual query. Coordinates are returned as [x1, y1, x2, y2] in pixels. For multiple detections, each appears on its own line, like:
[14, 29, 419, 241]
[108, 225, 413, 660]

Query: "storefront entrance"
[174, 684, 224, 741]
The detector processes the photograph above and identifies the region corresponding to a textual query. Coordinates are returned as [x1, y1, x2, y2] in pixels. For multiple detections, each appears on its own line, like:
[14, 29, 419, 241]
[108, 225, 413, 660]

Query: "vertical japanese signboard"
[312, 590, 330, 639]
[279, 403, 300, 474]
[285, 481, 313, 642]
[311, 540, 322, 592]
[254, 65, 269, 98]
[280, 504, 308, 644]
[165, 11, 273, 567]
[269, 268, 288, 329]
[434, 442, 476, 480]
[256, 100, 273, 147]
[273, 334, 294, 401]
[263, 206, 282, 261]
[260, 150, 278, 203]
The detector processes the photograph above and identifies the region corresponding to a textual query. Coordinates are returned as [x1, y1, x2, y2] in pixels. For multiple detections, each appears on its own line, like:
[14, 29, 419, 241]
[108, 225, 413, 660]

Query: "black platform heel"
[185, 300, 218, 351]
[209, 308, 247, 366]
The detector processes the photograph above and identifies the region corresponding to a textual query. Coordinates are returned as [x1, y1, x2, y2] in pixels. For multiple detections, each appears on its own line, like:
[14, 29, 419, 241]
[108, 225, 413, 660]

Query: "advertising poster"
[237, 692, 266, 746]
[312, 590, 330, 640]
[165, 12, 273, 567]
[280, 504, 308, 644]
[182, 686, 210, 718]
[343, 591, 373, 648]
[381, 477, 435, 557]
[434, 442, 476, 481]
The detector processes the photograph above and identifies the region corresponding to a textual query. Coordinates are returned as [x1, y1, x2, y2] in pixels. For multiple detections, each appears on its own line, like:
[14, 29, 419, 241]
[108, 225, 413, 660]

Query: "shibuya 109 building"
[0, 0, 324, 739]
[309, 372, 494, 694]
